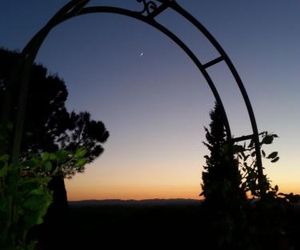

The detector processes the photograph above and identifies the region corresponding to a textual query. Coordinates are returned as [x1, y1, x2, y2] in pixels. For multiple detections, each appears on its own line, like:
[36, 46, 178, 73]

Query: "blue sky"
[1, 0, 299, 199]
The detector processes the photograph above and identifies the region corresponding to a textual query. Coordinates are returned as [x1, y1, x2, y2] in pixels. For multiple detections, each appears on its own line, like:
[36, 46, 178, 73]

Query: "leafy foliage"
[234, 132, 280, 198]
[0, 148, 87, 250]
[0, 122, 88, 249]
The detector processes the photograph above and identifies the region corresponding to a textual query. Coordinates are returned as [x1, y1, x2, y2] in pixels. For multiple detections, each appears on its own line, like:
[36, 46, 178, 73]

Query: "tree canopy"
[0, 48, 109, 176]
[0, 48, 110, 249]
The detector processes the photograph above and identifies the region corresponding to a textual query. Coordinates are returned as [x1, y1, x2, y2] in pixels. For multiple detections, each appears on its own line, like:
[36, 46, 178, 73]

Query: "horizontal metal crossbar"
[231, 134, 255, 143]
[202, 56, 223, 69]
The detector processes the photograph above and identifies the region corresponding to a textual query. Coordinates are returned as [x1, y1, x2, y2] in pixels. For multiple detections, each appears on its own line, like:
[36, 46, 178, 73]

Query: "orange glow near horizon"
[66, 179, 300, 201]
[65, 151, 205, 201]
[65, 158, 300, 201]
[66, 182, 202, 201]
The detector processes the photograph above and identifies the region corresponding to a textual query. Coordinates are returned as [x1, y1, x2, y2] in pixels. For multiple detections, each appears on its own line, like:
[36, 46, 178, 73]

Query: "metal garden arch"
[7, 0, 266, 195]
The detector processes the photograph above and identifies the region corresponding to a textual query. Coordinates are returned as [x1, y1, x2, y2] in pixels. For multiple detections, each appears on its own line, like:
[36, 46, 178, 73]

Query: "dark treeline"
[37, 201, 300, 249]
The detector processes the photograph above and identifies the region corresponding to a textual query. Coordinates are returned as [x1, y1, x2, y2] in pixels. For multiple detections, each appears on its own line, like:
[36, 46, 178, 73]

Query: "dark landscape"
[36, 199, 300, 250]
[37, 199, 205, 249]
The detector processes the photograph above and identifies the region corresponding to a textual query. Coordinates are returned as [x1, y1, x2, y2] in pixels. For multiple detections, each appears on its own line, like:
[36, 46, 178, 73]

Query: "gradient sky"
[1, 0, 299, 200]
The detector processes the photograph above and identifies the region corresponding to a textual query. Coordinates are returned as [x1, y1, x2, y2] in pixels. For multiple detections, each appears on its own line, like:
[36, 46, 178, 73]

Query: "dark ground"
[35, 200, 300, 250]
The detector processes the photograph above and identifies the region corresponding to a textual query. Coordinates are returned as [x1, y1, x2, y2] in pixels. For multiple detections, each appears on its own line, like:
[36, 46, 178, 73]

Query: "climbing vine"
[234, 132, 280, 198]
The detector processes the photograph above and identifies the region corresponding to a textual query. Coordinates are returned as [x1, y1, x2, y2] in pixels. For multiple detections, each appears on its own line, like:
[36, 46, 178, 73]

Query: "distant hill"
[69, 198, 202, 207]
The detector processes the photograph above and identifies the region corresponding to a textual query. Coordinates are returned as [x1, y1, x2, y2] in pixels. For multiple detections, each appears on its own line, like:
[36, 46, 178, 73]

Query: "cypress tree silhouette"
[201, 103, 246, 248]
[202, 103, 245, 207]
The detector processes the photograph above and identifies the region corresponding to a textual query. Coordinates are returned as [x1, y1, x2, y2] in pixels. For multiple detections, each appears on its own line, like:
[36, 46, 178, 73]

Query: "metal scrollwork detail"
[137, 0, 158, 16]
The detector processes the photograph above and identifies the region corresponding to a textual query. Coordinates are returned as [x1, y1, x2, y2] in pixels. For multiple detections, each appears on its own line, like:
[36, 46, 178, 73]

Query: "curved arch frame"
[9, 0, 265, 195]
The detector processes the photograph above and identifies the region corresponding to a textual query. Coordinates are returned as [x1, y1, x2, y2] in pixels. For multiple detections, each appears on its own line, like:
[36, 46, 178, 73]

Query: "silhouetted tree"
[0, 48, 109, 216]
[202, 103, 245, 206]
[201, 103, 246, 249]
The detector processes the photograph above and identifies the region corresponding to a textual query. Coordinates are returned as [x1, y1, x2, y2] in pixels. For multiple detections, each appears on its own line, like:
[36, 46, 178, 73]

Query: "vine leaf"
[271, 157, 280, 163]
[261, 135, 274, 145]
[267, 151, 278, 159]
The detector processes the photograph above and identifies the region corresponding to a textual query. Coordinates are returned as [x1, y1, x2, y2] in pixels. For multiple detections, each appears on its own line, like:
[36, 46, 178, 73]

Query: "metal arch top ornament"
[137, 0, 158, 16]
